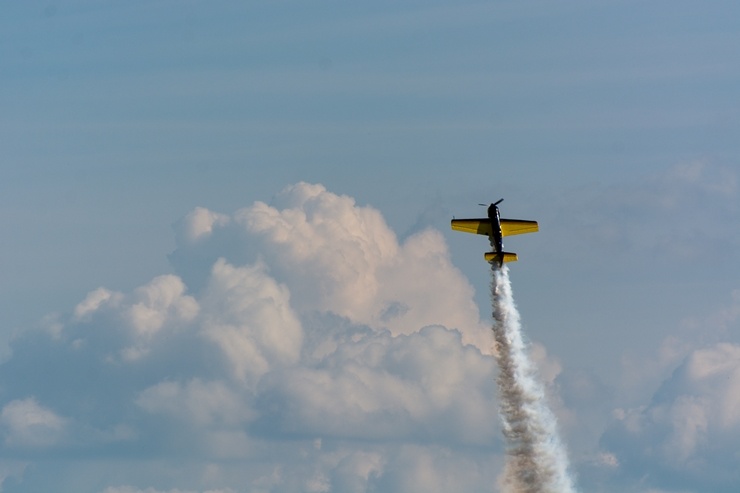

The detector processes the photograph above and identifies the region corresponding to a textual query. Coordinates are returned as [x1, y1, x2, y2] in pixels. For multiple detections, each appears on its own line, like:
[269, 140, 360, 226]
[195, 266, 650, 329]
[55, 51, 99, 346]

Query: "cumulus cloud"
[200, 259, 303, 386]
[603, 343, 740, 492]
[0, 183, 503, 492]
[257, 325, 496, 444]
[22, 177, 740, 492]
[125, 275, 200, 338]
[136, 379, 254, 427]
[175, 207, 231, 244]
[583, 282, 740, 493]
[74, 288, 122, 322]
[65, 274, 200, 363]
[618, 286, 740, 410]
[172, 182, 489, 351]
[0, 398, 67, 448]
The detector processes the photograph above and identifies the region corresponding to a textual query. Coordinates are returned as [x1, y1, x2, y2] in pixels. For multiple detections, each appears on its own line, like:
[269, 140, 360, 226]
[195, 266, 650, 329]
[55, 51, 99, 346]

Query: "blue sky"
[2, 1, 740, 492]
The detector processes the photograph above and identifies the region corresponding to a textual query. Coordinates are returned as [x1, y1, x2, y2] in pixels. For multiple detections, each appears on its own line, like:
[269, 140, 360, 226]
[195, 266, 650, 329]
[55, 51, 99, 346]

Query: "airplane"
[451, 199, 538, 266]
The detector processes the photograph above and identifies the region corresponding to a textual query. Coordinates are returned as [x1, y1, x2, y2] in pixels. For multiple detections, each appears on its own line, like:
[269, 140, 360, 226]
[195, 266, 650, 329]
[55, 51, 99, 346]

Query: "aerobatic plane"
[451, 199, 538, 265]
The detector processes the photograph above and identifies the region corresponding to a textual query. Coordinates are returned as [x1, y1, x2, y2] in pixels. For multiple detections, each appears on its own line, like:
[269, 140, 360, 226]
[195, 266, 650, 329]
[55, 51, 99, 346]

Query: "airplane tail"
[484, 251, 518, 264]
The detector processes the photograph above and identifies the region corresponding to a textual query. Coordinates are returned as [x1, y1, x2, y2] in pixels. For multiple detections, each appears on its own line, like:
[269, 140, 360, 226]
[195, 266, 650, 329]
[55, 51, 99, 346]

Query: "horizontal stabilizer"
[484, 251, 518, 263]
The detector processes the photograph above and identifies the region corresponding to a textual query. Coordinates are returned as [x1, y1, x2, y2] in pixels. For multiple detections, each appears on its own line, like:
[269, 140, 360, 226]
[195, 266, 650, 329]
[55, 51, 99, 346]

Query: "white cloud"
[589, 283, 740, 492]
[176, 207, 231, 244]
[136, 379, 254, 426]
[0, 183, 507, 491]
[0, 398, 67, 448]
[72, 276, 198, 339]
[258, 325, 496, 444]
[201, 259, 303, 386]
[237, 185, 400, 325]
[74, 287, 123, 321]
[0, 461, 28, 491]
[530, 342, 563, 387]
[603, 342, 740, 490]
[227, 182, 488, 351]
[369, 445, 495, 493]
[619, 287, 740, 407]
[62, 274, 201, 363]
[126, 275, 200, 337]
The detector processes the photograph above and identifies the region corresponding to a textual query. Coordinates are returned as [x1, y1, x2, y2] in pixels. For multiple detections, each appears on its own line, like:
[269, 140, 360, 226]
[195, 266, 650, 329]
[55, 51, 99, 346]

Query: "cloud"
[586, 285, 740, 493]
[0, 183, 502, 492]
[0, 398, 67, 448]
[136, 379, 254, 427]
[19, 176, 740, 492]
[538, 161, 740, 266]
[368, 445, 496, 493]
[74, 288, 122, 322]
[618, 286, 740, 407]
[125, 275, 199, 338]
[175, 207, 231, 244]
[603, 342, 740, 492]
[172, 182, 489, 352]
[66, 274, 200, 363]
[200, 259, 303, 386]
[101, 488, 236, 493]
[256, 325, 496, 444]
[0, 461, 29, 493]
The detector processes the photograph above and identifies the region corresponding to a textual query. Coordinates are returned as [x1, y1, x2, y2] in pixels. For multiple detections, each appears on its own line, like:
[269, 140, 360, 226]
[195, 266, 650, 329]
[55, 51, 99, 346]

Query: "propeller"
[478, 198, 504, 207]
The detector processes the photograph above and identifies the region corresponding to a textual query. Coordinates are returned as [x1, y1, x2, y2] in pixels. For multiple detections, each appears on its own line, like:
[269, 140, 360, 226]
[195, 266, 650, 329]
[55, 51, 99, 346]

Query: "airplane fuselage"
[488, 203, 504, 254]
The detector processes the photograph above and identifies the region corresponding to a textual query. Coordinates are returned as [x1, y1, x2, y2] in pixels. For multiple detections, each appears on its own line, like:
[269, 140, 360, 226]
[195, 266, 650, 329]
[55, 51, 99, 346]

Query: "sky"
[1, 1, 740, 491]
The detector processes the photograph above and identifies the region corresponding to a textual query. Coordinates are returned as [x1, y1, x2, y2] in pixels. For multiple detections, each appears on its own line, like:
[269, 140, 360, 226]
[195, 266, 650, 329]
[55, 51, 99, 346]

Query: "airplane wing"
[500, 219, 538, 236]
[451, 219, 493, 236]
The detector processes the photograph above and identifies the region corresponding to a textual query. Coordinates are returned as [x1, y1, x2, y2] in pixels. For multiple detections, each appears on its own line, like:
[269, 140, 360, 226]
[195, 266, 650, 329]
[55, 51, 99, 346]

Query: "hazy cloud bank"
[0, 183, 499, 492]
[3, 177, 738, 492]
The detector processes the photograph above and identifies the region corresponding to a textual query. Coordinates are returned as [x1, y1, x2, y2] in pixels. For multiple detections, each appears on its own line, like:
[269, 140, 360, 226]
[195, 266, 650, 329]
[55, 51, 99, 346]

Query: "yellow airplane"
[451, 199, 538, 265]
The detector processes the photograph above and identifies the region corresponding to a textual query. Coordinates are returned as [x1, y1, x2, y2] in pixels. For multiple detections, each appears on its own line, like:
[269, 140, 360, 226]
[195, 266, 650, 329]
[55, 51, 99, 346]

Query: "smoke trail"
[491, 265, 576, 493]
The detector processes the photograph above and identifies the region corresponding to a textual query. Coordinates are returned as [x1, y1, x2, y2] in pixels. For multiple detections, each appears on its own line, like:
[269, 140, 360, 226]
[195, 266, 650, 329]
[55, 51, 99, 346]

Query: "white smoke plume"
[491, 265, 576, 493]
